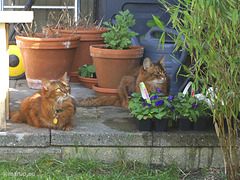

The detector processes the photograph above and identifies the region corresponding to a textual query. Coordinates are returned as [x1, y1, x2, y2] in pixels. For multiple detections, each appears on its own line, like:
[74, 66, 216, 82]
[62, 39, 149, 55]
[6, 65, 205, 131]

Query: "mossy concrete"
[1, 79, 238, 169]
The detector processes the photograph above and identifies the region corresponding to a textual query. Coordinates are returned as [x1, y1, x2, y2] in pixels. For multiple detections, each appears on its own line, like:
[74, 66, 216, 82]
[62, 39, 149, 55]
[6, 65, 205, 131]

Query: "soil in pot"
[90, 44, 144, 89]
[92, 84, 118, 96]
[78, 75, 98, 89]
[15, 33, 80, 89]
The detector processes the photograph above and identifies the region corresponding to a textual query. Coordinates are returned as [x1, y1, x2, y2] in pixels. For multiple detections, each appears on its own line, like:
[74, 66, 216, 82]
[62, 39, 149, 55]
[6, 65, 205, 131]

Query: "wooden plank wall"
[4, 0, 96, 32]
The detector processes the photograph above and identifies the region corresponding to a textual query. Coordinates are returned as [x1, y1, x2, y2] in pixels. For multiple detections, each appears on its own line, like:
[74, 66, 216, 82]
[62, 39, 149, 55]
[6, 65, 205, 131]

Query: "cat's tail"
[9, 110, 26, 123]
[78, 96, 122, 107]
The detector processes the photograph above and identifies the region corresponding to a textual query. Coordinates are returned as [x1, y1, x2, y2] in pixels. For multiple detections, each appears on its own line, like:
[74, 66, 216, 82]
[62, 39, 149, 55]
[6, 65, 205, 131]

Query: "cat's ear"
[42, 79, 51, 90]
[60, 72, 68, 83]
[143, 58, 153, 71]
[156, 56, 165, 65]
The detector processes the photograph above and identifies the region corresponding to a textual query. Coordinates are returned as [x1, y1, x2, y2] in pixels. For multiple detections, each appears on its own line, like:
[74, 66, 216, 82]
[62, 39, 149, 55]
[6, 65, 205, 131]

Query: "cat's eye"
[56, 88, 62, 92]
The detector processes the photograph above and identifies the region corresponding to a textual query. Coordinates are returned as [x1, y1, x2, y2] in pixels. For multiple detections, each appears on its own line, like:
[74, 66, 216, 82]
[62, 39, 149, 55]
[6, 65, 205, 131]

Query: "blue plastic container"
[140, 27, 188, 95]
[97, 0, 178, 42]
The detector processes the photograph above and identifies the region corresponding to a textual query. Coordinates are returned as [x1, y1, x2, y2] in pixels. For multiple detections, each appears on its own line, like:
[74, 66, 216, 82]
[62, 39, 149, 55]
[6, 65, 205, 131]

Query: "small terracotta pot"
[60, 26, 108, 82]
[15, 33, 80, 89]
[90, 44, 144, 89]
[78, 75, 97, 89]
[92, 84, 118, 96]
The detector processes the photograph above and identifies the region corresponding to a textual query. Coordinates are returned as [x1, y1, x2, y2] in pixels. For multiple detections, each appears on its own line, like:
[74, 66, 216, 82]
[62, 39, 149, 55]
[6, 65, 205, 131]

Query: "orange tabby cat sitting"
[79, 57, 170, 109]
[10, 72, 76, 131]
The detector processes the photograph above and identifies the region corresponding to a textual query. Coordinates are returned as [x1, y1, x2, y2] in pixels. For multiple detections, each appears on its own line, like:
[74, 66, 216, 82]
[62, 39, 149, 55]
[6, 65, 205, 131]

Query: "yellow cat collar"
[53, 118, 58, 124]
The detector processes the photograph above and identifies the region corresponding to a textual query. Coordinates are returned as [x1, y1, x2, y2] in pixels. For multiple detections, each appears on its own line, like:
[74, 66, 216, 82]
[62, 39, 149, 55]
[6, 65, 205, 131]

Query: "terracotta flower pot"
[78, 75, 97, 89]
[60, 27, 108, 82]
[90, 44, 144, 89]
[15, 33, 80, 89]
[92, 84, 118, 96]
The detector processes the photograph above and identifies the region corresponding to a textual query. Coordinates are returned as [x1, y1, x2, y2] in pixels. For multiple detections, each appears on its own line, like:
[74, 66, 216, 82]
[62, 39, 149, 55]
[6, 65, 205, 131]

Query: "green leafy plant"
[154, 0, 240, 178]
[78, 63, 96, 78]
[174, 92, 210, 122]
[102, 9, 138, 50]
[128, 86, 210, 125]
[128, 92, 151, 120]
[140, 16, 165, 40]
[128, 88, 176, 123]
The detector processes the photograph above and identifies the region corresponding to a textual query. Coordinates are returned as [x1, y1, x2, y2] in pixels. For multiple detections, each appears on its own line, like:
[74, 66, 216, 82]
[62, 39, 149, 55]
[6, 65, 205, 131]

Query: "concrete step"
[1, 79, 227, 169]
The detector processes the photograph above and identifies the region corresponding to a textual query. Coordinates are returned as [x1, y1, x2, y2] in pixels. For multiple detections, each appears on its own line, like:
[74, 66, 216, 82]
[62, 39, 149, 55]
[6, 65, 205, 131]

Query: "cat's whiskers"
[56, 96, 64, 107]
[147, 77, 166, 84]
[70, 94, 77, 103]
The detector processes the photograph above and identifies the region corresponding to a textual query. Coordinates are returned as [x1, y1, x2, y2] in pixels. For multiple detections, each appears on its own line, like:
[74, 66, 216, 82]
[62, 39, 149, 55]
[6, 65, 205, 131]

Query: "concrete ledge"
[153, 130, 219, 147]
[51, 107, 152, 147]
[62, 146, 224, 169]
[3, 79, 233, 169]
[0, 122, 50, 147]
[0, 147, 62, 163]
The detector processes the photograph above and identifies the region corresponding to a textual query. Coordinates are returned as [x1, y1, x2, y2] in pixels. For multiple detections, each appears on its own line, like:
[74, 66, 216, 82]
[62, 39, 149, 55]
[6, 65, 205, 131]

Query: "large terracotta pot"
[15, 33, 80, 89]
[60, 26, 108, 82]
[90, 44, 144, 89]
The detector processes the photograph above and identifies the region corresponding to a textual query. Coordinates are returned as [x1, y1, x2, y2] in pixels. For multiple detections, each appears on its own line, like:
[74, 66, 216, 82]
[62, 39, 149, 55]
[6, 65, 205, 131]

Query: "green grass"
[0, 155, 180, 180]
[0, 154, 226, 180]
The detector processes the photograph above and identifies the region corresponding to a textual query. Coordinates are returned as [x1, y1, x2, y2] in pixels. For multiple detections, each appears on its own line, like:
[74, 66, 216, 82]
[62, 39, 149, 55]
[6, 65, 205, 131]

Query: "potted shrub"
[44, 10, 108, 82]
[15, 23, 80, 89]
[90, 10, 144, 92]
[78, 63, 97, 89]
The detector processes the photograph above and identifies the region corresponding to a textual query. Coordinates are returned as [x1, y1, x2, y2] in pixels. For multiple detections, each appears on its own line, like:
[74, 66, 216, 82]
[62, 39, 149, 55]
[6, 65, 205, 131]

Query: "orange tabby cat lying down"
[79, 57, 170, 109]
[10, 73, 76, 131]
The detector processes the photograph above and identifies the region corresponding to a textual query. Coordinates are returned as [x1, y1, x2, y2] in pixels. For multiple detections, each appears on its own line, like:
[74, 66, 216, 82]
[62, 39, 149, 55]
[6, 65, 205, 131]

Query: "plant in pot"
[148, 88, 176, 131]
[174, 92, 210, 131]
[174, 93, 195, 131]
[128, 88, 175, 132]
[78, 63, 97, 89]
[15, 21, 81, 89]
[128, 92, 153, 131]
[44, 9, 108, 82]
[192, 99, 211, 131]
[90, 9, 144, 95]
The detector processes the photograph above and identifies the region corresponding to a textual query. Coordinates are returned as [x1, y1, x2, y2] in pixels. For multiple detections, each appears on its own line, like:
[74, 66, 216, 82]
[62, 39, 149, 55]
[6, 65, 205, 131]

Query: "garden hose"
[9, 45, 25, 79]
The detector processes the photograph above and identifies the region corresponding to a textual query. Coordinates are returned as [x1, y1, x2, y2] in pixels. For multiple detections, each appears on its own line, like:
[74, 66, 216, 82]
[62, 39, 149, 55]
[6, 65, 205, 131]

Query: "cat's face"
[42, 72, 71, 103]
[138, 57, 169, 94]
[142, 57, 167, 83]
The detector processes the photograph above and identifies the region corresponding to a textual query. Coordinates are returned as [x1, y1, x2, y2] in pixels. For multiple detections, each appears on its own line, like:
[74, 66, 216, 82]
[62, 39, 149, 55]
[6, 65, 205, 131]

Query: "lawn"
[0, 154, 225, 180]
[0, 155, 224, 180]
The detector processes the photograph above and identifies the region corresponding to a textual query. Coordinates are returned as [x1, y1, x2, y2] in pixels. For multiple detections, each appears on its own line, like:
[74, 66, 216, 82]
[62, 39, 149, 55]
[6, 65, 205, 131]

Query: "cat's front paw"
[62, 124, 72, 131]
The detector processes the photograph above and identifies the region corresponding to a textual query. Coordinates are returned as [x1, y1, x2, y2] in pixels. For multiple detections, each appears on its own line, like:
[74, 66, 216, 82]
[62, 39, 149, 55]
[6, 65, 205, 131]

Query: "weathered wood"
[0, 11, 33, 131]
[80, 0, 96, 23]
[0, 23, 8, 131]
